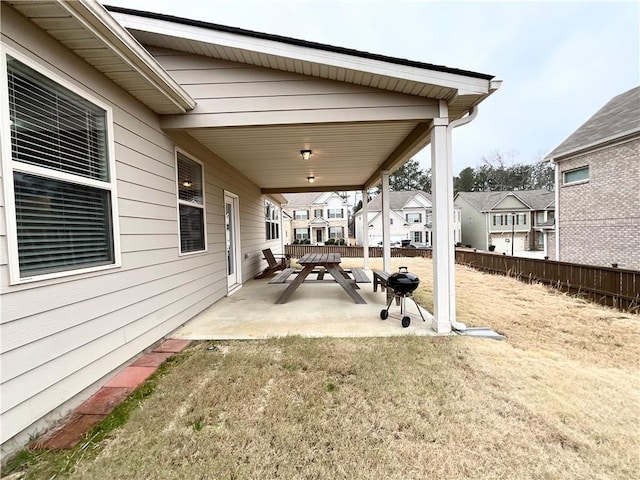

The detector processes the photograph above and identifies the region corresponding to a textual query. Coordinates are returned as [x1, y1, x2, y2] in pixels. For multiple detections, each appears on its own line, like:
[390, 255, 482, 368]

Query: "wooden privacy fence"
[283, 245, 639, 312]
[454, 250, 639, 313]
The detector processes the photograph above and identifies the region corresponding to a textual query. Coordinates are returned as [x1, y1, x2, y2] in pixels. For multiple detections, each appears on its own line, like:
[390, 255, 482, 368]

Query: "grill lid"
[387, 266, 420, 293]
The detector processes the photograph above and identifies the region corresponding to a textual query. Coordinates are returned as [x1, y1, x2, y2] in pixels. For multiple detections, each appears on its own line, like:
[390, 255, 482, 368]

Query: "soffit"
[187, 121, 420, 191]
[7, 0, 194, 114]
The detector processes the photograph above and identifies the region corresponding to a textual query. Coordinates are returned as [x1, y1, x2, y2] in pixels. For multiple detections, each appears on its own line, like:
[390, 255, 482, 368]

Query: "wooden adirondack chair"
[255, 248, 291, 279]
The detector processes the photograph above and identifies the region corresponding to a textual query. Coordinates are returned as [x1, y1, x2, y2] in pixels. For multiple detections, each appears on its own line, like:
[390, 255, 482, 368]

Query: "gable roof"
[105, 5, 494, 81]
[283, 192, 347, 207]
[455, 190, 554, 212]
[546, 86, 640, 160]
[365, 191, 432, 211]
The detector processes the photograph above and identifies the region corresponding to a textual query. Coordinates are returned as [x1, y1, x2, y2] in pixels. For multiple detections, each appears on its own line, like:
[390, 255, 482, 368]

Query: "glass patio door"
[225, 192, 241, 293]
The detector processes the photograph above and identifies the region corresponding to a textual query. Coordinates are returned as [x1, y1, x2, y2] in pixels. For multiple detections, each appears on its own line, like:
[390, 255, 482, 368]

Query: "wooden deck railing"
[283, 245, 639, 312]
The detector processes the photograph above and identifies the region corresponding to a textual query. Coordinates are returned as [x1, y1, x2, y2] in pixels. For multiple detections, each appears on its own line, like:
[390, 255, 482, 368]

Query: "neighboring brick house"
[546, 86, 640, 270]
[353, 191, 461, 247]
[283, 192, 350, 244]
[454, 190, 555, 256]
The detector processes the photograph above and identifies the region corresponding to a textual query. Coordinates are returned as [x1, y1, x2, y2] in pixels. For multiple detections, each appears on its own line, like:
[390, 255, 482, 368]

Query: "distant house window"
[493, 213, 526, 226]
[406, 213, 422, 223]
[412, 231, 423, 243]
[176, 151, 206, 253]
[295, 228, 309, 240]
[5, 55, 118, 281]
[563, 166, 589, 185]
[314, 209, 323, 218]
[265, 199, 280, 240]
[328, 208, 343, 219]
[329, 227, 343, 239]
[295, 210, 309, 220]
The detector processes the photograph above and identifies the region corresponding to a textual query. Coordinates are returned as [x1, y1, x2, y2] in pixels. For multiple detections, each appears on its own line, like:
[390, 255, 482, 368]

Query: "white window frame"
[563, 166, 589, 185]
[406, 212, 422, 223]
[175, 148, 207, 255]
[412, 231, 423, 243]
[329, 226, 343, 239]
[294, 210, 309, 220]
[265, 198, 280, 241]
[295, 228, 309, 240]
[328, 208, 343, 219]
[0, 47, 121, 285]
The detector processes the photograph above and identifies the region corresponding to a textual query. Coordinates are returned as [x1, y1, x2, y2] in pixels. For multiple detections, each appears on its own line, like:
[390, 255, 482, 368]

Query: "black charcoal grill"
[380, 266, 427, 328]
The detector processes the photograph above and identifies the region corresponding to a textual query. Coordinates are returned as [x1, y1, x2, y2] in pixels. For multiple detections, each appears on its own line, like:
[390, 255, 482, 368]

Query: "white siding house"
[283, 192, 349, 245]
[354, 191, 460, 247]
[0, 1, 500, 451]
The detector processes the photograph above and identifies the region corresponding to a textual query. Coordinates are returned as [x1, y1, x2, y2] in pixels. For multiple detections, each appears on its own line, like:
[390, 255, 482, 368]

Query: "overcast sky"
[104, 0, 639, 175]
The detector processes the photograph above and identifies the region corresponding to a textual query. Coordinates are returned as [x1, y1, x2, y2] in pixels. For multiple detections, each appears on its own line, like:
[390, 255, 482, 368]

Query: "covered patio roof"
[106, 5, 501, 194]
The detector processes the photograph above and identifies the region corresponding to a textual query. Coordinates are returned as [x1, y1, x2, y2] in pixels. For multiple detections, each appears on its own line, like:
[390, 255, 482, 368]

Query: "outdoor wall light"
[300, 149, 312, 161]
[307, 176, 315, 183]
[182, 180, 193, 188]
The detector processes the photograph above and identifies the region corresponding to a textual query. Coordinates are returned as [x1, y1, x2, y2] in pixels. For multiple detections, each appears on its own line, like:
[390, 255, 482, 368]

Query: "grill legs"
[379, 292, 427, 328]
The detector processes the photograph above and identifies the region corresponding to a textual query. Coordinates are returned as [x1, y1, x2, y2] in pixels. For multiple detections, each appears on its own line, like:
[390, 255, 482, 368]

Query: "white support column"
[445, 118, 460, 329]
[362, 190, 369, 270]
[381, 170, 391, 272]
[430, 114, 452, 334]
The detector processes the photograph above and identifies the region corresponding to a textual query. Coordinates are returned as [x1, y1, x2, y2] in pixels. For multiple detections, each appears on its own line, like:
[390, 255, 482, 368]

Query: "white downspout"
[445, 106, 479, 331]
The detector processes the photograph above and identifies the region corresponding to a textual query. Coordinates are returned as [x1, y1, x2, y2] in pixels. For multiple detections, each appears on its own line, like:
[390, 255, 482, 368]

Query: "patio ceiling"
[181, 121, 430, 193]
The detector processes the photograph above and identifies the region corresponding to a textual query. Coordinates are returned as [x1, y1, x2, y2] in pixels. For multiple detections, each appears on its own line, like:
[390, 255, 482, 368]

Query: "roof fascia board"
[546, 128, 640, 162]
[400, 193, 432, 210]
[507, 192, 532, 210]
[62, 0, 195, 112]
[112, 12, 492, 95]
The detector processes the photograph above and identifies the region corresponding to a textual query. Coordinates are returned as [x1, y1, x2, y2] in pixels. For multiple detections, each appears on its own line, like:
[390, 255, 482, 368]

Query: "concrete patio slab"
[171, 272, 441, 340]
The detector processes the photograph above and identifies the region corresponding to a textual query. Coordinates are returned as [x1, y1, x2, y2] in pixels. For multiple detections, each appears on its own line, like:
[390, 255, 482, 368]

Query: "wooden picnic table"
[273, 252, 367, 304]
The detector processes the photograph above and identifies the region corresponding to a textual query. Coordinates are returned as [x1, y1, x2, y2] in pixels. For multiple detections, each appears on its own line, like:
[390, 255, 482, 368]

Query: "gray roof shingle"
[546, 86, 640, 160]
[456, 190, 554, 211]
[364, 191, 432, 211]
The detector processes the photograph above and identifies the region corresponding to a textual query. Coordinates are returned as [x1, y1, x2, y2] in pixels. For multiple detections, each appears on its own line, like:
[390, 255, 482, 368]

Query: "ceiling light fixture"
[300, 149, 312, 161]
[307, 176, 315, 184]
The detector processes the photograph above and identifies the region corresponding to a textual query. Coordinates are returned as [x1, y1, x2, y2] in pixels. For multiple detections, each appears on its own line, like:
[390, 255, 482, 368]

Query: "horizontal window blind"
[177, 153, 203, 205]
[8, 56, 108, 182]
[179, 205, 205, 253]
[14, 172, 114, 277]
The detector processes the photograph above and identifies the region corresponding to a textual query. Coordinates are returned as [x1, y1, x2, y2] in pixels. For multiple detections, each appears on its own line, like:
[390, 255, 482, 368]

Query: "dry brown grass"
[14, 258, 640, 479]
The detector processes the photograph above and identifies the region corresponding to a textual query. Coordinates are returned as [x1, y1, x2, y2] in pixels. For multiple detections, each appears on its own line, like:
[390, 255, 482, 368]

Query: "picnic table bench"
[269, 253, 368, 304]
[372, 269, 399, 304]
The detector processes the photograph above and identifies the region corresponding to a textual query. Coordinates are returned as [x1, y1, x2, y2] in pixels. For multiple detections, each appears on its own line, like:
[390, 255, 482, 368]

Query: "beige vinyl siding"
[148, 47, 439, 127]
[0, 4, 267, 445]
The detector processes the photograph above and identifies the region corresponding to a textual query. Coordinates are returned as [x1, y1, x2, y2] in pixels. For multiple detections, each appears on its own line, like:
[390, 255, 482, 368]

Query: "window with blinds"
[176, 151, 206, 253]
[6, 56, 116, 279]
